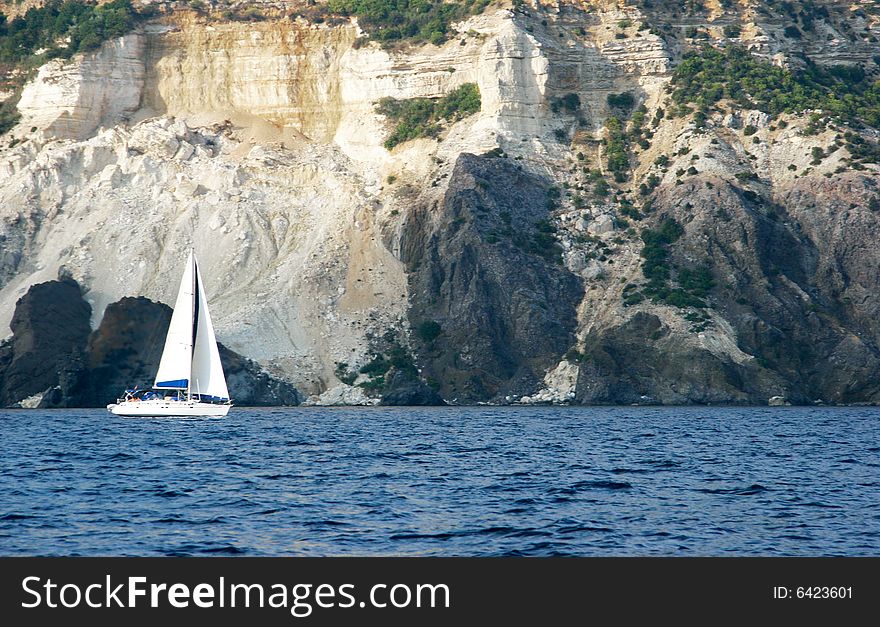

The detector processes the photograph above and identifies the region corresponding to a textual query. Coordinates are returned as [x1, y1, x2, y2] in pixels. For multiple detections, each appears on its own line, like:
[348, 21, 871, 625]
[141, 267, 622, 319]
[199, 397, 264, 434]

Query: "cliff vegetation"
[327, 0, 490, 46]
[376, 82, 481, 149]
[671, 46, 880, 136]
[0, 0, 141, 133]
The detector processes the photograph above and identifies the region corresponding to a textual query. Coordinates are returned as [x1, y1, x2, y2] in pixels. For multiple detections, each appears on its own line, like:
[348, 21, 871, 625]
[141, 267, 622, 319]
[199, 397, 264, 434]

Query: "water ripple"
[0, 406, 877, 556]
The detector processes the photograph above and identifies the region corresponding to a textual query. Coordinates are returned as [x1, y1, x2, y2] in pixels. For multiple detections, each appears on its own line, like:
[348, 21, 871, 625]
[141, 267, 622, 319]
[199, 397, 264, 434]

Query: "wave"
[164, 544, 248, 556]
[553, 480, 633, 494]
[390, 526, 517, 541]
[557, 524, 614, 534]
[199, 545, 248, 555]
[104, 452, 137, 461]
[154, 489, 189, 498]
[0, 513, 39, 521]
[155, 515, 228, 525]
[798, 501, 843, 509]
[697, 484, 769, 496]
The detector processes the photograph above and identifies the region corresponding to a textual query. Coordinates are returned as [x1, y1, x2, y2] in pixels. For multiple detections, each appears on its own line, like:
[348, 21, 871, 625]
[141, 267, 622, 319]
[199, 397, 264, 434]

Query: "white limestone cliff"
[17, 34, 146, 140]
[2, 2, 873, 403]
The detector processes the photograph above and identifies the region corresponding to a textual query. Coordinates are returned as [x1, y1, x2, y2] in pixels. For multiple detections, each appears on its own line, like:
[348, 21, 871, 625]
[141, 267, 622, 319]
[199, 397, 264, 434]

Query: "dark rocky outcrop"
[402, 153, 584, 403]
[576, 312, 782, 404]
[380, 370, 446, 406]
[0, 278, 91, 407]
[75, 296, 173, 406]
[0, 283, 300, 407]
[574, 173, 880, 405]
[218, 344, 300, 407]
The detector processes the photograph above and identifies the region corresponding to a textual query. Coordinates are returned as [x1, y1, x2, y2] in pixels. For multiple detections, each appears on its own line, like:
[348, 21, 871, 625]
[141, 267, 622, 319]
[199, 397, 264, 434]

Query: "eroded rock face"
[18, 34, 145, 140]
[575, 172, 880, 405]
[575, 312, 783, 405]
[402, 153, 583, 402]
[303, 383, 379, 406]
[78, 296, 172, 406]
[218, 344, 301, 407]
[670, 174, 880, 404]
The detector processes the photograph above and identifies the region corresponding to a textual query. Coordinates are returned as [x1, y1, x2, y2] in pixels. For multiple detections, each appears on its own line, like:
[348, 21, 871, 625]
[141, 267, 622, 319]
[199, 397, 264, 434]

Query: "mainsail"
[153, 251, 229, 400]
[154, 250, 195, 389]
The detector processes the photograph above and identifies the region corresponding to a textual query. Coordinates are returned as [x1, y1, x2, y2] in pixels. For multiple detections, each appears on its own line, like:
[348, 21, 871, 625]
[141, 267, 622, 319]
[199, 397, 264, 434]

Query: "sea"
[0, 406, 877, 556]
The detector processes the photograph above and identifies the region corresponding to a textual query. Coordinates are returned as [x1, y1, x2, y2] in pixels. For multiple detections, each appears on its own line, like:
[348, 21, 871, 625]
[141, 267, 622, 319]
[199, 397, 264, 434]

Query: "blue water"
[0, 406, 877, 556]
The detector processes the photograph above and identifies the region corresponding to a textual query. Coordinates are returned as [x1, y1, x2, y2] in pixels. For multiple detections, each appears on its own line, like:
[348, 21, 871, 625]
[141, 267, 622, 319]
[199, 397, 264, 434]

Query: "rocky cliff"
[1, 0, 879, 405]
[402, 152, 583, 402]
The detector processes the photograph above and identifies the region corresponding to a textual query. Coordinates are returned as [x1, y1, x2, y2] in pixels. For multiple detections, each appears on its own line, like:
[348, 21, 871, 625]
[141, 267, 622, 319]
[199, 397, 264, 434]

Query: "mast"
[188, 250, 197, 402]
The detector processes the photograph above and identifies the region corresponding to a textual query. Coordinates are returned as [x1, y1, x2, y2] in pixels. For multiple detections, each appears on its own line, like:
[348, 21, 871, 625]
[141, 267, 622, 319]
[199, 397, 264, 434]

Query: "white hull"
[107, 399, 231, 417]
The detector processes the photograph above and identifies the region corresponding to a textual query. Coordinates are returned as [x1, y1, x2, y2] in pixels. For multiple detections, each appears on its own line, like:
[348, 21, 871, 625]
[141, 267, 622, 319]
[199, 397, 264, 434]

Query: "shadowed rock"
[380, 370, 446, 406]
[402, 153, 583, 403]
[0, 279, 91, 407]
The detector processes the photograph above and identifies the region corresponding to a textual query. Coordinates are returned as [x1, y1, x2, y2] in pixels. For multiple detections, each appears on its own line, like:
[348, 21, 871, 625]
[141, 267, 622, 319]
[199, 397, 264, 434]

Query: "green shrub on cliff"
[607, 91, 635, 111]
[0, 0, 137, 63]
[377, 83, 481, 149]
[529, 219, 563, 263]
[670, 45, 880, 129]
[0, 90, 21, 135]
[417, 320, 442, 343]
[641, 219, 683, 285]
[334, 362, 357, 385]
[327, 0, 490, 46]
[628, 218, 714, 309]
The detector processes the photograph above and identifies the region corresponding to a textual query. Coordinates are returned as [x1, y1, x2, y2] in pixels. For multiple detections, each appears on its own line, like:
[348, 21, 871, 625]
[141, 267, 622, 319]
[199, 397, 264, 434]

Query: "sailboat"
[107, 250, 232, 417]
